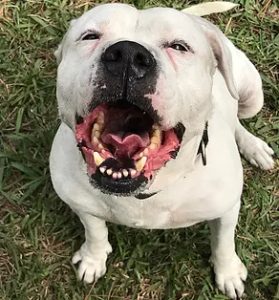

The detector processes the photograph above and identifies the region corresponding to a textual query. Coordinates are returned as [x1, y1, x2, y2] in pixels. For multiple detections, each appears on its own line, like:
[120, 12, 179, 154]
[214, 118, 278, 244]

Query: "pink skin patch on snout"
[166, 48, 178, 70]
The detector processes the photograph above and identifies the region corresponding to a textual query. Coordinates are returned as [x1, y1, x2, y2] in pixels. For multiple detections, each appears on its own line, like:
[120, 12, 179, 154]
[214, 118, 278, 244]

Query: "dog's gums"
[75, 102, 184, 193]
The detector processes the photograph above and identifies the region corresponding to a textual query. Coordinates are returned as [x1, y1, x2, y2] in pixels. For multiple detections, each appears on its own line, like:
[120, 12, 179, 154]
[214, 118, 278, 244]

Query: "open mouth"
[75, 101, 185, 195]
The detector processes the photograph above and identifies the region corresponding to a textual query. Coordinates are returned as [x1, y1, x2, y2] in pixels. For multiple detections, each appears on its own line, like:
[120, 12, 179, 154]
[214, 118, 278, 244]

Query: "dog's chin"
[75, 100, 185, 196]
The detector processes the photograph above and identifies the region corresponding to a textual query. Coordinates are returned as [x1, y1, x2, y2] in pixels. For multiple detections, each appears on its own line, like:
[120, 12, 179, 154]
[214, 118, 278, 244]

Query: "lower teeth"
[98, 166, 138, 180]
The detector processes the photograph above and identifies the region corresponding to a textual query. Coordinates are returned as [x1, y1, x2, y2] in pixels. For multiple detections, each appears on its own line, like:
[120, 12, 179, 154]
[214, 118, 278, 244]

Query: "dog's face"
[56, 3, 236, 195]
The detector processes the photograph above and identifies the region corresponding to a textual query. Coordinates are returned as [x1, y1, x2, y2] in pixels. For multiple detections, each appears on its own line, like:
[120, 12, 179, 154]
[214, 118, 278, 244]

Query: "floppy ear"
[54, 19, 77, 65]
[54, 42, 63, 64]
[195, 17, 239, 100]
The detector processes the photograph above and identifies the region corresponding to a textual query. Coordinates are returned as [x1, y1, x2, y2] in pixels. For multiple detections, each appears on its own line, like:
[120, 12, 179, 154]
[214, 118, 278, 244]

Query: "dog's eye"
[170, 42, 191, 52]
[81, 32, 100, 41]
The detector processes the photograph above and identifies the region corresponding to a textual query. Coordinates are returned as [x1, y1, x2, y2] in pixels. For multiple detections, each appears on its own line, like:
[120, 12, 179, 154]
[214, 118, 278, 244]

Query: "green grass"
[0, 0, 278, 299]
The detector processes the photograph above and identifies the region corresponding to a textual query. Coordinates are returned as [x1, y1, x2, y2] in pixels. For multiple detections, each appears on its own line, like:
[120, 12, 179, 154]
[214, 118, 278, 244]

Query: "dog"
[49, 3, 274, 299]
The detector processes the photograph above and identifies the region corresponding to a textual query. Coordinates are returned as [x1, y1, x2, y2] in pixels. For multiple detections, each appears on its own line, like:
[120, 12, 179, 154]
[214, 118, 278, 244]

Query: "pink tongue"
[102, 133, 149, 157]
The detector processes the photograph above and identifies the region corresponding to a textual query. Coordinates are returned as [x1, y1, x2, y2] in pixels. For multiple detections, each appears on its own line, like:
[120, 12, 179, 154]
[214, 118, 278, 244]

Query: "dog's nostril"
[105, 49, 122, 62]
[134, 53, 152, 67]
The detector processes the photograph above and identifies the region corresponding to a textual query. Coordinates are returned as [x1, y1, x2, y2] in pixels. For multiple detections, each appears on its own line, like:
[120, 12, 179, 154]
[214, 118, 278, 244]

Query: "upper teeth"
[91, 113, 106, 149]
[150, 127, 161, 149]
[92, 123, 101, 138]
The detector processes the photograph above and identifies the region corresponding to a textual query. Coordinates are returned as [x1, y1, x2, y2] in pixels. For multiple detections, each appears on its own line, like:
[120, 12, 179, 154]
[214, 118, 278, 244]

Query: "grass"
[0, 0, 278, 299]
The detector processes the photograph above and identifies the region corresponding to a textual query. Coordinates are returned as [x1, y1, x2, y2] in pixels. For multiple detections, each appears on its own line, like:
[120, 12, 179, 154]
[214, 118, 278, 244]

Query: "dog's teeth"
[130, 169, 137, 178]
[117, 172, 122, 179]
[112, 172, 118, 180]
[150, 135, 160, 145]
[93, 152, 104, 166]
[149, 127, 161, 149]
[135, 156, 147, 172]
[92, 123, 102, 139]
[93, 123, 100, 131]
[106, 168, 112, 176]
[122, 169, 129, 177]
[153, 128, 161, 138]
[94, 130, 101, 138]
[99, 166, 106, 174]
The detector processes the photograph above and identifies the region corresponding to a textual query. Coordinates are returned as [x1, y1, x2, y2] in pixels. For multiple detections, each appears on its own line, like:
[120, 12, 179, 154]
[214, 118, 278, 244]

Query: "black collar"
[135, 122, 209, 200]
[197, 121, 209, 166]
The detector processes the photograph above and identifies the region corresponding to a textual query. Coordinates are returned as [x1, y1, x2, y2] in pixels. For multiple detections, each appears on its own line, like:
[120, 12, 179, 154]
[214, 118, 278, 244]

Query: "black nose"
[101, 41, 156, 79]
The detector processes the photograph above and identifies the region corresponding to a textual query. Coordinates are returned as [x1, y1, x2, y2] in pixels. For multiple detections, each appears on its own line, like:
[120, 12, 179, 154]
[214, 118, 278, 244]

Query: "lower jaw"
[89, 171, 148, 196]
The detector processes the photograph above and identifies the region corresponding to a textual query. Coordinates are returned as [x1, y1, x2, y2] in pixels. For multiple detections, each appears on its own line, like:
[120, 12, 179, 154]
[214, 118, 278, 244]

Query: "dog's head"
[55, 3, 237, 196]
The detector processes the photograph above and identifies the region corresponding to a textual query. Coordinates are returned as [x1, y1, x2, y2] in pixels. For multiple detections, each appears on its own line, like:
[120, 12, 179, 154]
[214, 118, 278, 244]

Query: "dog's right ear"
[54, 19, 77, 65]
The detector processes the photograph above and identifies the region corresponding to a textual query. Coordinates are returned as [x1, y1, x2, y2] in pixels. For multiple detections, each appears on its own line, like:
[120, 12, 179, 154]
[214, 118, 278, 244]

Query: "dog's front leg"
[208, 201, 247, 299]
[72, 213, 112, 283]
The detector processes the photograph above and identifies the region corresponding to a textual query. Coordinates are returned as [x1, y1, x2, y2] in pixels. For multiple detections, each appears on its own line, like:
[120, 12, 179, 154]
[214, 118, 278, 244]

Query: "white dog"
[49, 3, 274, 299]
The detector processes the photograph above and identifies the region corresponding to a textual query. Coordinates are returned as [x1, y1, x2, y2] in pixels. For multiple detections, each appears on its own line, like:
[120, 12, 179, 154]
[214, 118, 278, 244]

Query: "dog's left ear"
[196, 17, 238, 100]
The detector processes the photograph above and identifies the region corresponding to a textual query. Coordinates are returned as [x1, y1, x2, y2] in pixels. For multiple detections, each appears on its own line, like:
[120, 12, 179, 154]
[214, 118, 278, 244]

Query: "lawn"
[0, 0, 278, 299]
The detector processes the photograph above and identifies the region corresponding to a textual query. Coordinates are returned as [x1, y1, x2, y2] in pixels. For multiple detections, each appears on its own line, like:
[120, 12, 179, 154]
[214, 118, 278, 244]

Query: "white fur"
[49, 4, 274, 299]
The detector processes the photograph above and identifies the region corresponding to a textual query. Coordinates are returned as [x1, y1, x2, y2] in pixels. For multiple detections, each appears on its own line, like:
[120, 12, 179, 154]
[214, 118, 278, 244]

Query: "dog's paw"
[240, 136, 274, 170]
[211, 254, 247, 299]
[72, 242, 112, 283]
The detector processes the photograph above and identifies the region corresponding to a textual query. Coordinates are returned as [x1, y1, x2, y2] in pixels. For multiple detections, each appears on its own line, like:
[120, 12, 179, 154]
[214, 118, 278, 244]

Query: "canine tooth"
[151, 135, 161, 145]
[117, 172, 122, 179]
[135, 156, 147, 172]
[143, 148, 149, 155]
[106, 169, 113, 176]
[93, 152, 104, 166]
[112, 172, 118, 180]
[130, 169, 137, 177]
[153, 129, 161, 138]
[93, 123, 100, 131]
[94, 130, 101, 138]
[99, 166, 106, 174]
[122, 169, 129, 177]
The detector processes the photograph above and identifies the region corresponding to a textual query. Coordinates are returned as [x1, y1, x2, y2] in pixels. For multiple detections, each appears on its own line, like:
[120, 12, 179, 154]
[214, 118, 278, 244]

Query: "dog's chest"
[99, 182, 223, 229]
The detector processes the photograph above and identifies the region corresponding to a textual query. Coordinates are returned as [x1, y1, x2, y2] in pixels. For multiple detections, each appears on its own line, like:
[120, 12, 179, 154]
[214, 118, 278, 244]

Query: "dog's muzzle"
[75, 41, 185, 196]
